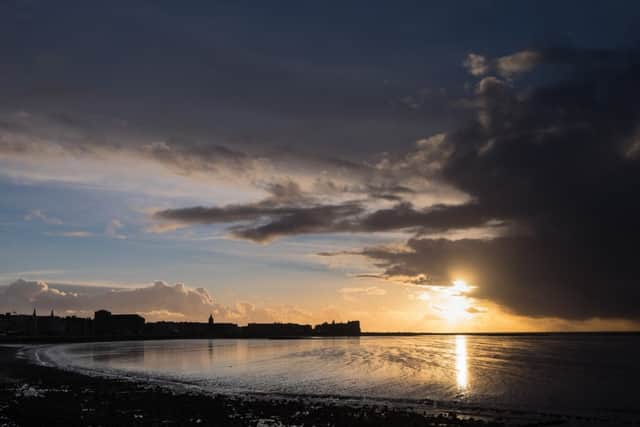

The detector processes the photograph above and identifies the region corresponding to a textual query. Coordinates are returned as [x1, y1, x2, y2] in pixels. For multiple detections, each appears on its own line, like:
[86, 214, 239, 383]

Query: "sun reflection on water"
[455, 335, 468, 389]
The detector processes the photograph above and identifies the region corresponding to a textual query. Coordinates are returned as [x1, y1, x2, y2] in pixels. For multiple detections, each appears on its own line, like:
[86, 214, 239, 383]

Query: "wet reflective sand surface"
[42, 335, 640, 416]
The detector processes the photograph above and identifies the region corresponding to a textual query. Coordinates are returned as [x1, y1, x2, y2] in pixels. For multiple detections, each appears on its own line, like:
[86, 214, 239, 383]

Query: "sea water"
[38, 335, 640, 417]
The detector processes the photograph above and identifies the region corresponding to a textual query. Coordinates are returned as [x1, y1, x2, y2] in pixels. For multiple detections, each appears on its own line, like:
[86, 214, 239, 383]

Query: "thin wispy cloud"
[24, 209, 63, 225]
[44, 231, 94, 238]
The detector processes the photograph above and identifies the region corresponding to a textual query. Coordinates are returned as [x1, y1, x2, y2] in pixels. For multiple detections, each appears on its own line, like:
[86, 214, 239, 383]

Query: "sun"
[439, 279, 474, 323]
[420, 279, 477, 323]
[451, 279, 472, 294]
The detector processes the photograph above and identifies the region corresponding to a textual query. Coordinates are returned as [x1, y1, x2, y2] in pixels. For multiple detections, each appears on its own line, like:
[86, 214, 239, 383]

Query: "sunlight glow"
[452, 279, 472, 294]
[440, 297, 471, 322]
[438, 279, 474, 322]
[417, 292, 430, 301]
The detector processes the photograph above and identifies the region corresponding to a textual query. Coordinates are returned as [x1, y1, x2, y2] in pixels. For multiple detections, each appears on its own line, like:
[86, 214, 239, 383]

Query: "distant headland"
[0, 309, 360, 341]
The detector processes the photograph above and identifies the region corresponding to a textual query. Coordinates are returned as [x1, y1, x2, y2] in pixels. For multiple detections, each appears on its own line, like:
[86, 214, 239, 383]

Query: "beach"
[1, 345, 512, 427]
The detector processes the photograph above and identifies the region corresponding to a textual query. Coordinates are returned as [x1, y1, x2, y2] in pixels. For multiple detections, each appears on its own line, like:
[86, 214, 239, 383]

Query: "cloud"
[148, 47, 640, 321]
[153, 194, 365, 241]
[145, 222, 189, 234]
[154, 200, 503, 243]
[1, 108, 466, 222]
[228, 203, 364, 242]
[139, 140, 254, 177]
[346, 47, 640, 320]
[45, 231, 94, 238]
[463, 53, 489, 76]
[0, 111, 371, 191]
[0, 112, 258, 180]
[8, 43, 640, 323]
[495, 49, 543, 76]
[338, 286, 387, 296]
[0, 279, 216, 320]
[152, 180, 363, 241]
[355, 236, 640, 319]
[464, 47, 636, 79]
[24, 209, 63, 225]
[463, 49, 542, 78]
[5, 279, 69, 301]
[1, 279, 79, 312]
[105, 219, 126, 239]
[338, 286, 387, 302]
[0, 279, 314, 324]
[150, 165, 483, 242]
[466, 306, 487, 314]
[41, 222, 125, 240]
[93, 281, 217, 319]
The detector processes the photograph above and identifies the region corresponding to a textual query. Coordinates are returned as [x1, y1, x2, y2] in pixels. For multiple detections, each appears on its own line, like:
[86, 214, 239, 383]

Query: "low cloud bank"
[0, 279, 309, 323]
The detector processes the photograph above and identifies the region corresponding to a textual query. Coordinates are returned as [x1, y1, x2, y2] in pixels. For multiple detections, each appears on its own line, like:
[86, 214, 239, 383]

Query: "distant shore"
[1, 330, 639, 345]
[0, 345, 507, 427]
[361, 331, 640, 336]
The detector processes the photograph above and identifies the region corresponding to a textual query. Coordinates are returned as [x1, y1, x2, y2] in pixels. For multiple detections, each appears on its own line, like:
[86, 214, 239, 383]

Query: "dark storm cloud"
[0, 1, 464, 162]
[358, 236, 640, 320]
[154, 180, 368, 241]
[154, 203, 364, 229]
[155, 196, 366, 242]
[365, 184, 416, 201]
[155, 46, 640, 319]
[357, 203, 493, 233]
[354, 47, 640, 320]
[155, 199, 501, 242]
[229, 203, 365, 242]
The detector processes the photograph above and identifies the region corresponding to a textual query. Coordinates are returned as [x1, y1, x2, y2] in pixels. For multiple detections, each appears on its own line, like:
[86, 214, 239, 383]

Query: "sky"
[2, 1, 640, 332]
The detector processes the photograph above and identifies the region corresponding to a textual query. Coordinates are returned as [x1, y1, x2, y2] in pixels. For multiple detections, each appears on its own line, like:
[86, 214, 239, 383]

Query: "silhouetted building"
[314, 320, 360, 336]
[144, 314, 241, 338]
[144, 321, 205, 337]
[37, 310, 66, 336]
[245, 323, 312, 338]
[30, 309, 38, 335]
[64, 316, 94, 337]
[94, 310, 145, 336]
[0, 313, 34, 336]
[209, 322, 239, 337]
[202, 313, 238, 336]
[1, 310, 360, 340]
[0, 312, 93, 337]
[0, 314, 8, 335]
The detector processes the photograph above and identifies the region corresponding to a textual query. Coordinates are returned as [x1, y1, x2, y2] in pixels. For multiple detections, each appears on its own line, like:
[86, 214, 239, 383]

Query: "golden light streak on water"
[455, 335, 468, 389]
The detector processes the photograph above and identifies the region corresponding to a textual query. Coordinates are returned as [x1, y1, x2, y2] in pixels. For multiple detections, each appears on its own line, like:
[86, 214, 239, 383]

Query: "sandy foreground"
[0, 345, 626, 426]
